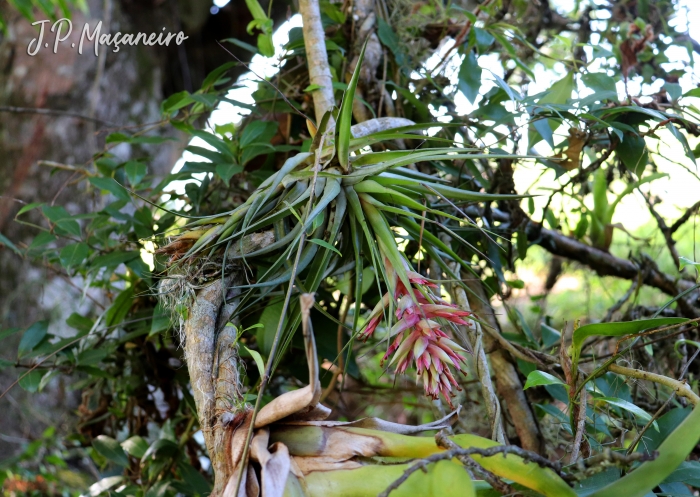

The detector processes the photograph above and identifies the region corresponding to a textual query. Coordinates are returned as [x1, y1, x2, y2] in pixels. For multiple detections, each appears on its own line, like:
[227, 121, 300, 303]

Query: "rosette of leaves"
[157, 44, 525, 392]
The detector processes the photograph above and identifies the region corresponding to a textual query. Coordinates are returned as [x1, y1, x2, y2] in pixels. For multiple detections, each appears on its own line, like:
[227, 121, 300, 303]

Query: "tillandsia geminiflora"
[359, 257, 473, 407]
[157, 42, 527, 409]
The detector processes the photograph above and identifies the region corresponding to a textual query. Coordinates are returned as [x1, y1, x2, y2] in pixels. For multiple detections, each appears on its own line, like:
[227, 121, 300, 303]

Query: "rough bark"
[0, 0, 290, 456]
[0, 0, 185, 455]
[299, 0, 336, 123]
[446, 262, 506, 444]
[179, 231, 274, 496]
[464, 279, 546, 454]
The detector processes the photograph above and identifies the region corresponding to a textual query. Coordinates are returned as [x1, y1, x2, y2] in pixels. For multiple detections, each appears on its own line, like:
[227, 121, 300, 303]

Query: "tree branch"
[448, 264, 507, 445]
[670, 200, 700, 234]
[464, 279, 547, 454]
[607, 364, 700, 405]
[0, 105, 117, 126]
[299, 0, 336, 124]
[463, 205, 699, 317]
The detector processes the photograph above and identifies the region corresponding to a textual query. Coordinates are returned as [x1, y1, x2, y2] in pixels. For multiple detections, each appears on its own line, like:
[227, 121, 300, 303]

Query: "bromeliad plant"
[158, 45, 524, 401]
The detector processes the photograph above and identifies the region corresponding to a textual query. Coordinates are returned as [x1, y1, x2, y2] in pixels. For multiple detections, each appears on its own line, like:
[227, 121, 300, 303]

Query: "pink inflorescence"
[360, 269, 473, 407]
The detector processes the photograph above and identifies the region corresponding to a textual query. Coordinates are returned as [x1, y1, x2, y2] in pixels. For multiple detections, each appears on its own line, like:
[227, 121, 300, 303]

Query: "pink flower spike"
[407, 271, 438, 288]
[389, 313, 419, 338]
[413, 336, 429, 359]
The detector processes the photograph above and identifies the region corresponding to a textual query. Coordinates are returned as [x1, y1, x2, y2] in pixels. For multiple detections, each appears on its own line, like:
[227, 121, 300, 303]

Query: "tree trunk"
[0, 0, 287, 456]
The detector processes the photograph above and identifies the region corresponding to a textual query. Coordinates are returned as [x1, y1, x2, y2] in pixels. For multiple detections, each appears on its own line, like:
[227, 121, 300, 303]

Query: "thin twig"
[643, 192, 681, 269]
[37, 161, 96, 177]
[608, 363, 699, 405]
[0, 106, 117, 126]
[568, 448, 657, 481]
[319, 292, 350, 402]
[215, 41, 315, 125]
[603, 267, 648, 322]
[449, 261, 506, 444]
[626, 394, 675, 455]
[378, 442, 562, 497]
[570, 385, 587, 463]
[670, 200, 700, 234]
[435, 431, 515, 495]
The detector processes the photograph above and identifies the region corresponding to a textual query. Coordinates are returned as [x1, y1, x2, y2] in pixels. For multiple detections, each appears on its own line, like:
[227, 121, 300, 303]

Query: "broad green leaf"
[105, 288, 134, 327]
[89, 177, 131, 202]
[105, 133, 177, 145]
[141, 438, 179, 462]
[161, 90, 194, 113]
[0, 232, 21, 255]
[257, 33, 274, 57]
[29, 232, 57, 251]
[0, 327, 21, 340]
[471, 27, 495, 53]
[257, 301, 284, 356]
[524, 370, 566, 390]
[337, 40, 368, 171]
[377, 18, 405, 66]
[240, 120, 279, 148]
[121, 436, 149, 458]
[666, 122, 696, 165]
[16, 202, 43, 216]
[581, 72, 619, 102]
[38, 370, 58, 391]
[77, 348, 110, 366]
[244, 0, 267, 21]
[18, 321, 48, 357]
[532, 117, 554, 148]
[93, 435, 129, 467]
[529, 72, 574, 148]
[216, 163, 243, 185]
[573, 318, 686, 354]
[177, 460, 212, 495]
[42, 205, 82, 237]
[243, 346, 266, 378]
[680, 257, 699, 270]
[59, 242, 88, 269]
[458, 50, 482, 104]
[595, 397, 657, 429]
[18, 370, 44, 392]
[336, 266, 375, 296]
[616, 133, 648, 176]
[125, 161, 147, 186]
[88, 476, 123, 496]
[571, 318, 687, 372]
[590, 402, 700, 497]
[683, 88, 700, 99]
[91, 251, 139, 271]
[662, 461, 700, 484]
[200, 61, 237, 89]
[191, 130, 235, 160]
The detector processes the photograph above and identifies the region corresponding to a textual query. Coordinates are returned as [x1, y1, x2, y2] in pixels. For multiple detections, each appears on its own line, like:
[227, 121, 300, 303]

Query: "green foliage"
[3, 0, 700, 495]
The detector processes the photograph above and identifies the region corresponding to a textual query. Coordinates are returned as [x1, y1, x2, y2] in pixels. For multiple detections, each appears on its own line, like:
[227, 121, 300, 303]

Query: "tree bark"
[299, 0, 336, 123]
[464, 279, 546, 454]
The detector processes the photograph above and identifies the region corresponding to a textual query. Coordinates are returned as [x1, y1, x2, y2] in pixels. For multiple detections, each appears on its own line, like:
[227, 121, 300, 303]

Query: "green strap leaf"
[590, 402, 700, 497]
[571, 318, 687, 372]
[93, 435, 130, 467]
[337, 40, 368, 172]
[524, 370, 567, 390]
